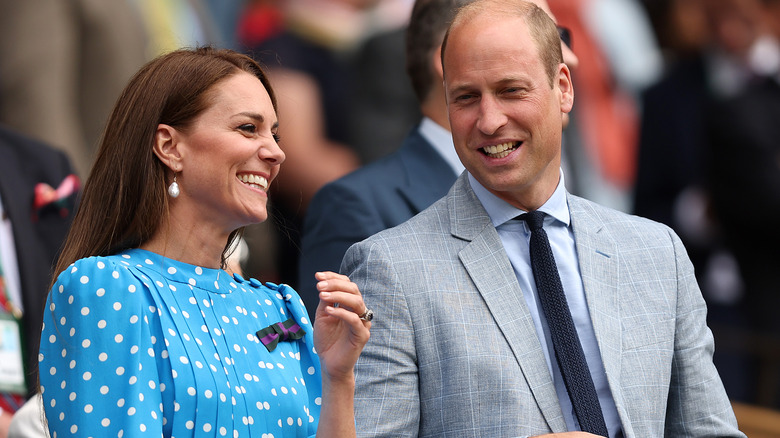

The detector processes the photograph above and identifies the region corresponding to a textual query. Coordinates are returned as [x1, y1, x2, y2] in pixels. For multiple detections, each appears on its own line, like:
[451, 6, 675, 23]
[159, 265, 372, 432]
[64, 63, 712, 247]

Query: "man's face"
[443, 13, 573, 211]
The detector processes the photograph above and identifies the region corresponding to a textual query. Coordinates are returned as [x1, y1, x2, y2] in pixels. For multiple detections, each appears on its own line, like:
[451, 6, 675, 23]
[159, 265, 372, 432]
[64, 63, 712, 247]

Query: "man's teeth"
[238, 174, 268, 190]
[483, 142, 518, 158]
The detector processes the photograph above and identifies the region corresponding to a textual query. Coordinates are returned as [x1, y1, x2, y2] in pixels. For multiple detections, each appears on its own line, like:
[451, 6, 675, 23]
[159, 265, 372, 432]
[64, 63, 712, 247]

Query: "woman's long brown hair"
[50, 47, 277, 288]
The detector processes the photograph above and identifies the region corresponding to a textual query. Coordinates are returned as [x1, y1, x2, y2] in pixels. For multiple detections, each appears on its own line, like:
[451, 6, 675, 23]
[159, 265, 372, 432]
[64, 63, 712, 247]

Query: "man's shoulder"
[362, 194, 451, 243]
[569, 194, 675, 237]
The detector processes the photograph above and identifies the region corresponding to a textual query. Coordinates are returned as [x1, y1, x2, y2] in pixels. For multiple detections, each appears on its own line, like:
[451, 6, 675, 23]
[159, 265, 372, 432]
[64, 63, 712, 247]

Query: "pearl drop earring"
[168, 174, 180, 198]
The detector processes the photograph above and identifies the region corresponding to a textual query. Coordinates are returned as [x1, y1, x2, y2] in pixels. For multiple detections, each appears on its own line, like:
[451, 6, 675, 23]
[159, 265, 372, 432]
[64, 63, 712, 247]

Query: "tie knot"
[520, 210, 545, 231]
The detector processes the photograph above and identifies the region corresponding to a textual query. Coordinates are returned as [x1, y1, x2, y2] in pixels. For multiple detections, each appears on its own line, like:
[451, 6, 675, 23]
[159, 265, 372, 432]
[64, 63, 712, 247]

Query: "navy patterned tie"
[520, 210, 608, 436]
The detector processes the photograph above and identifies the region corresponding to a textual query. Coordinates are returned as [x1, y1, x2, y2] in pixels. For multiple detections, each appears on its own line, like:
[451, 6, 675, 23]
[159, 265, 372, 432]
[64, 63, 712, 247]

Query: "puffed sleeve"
[269, 281, 323, 430]
[39, 257, 170, 437]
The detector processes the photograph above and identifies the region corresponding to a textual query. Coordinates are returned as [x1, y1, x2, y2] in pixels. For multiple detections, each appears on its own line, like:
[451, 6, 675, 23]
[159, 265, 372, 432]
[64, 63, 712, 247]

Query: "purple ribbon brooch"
[256, 318, 306, 352]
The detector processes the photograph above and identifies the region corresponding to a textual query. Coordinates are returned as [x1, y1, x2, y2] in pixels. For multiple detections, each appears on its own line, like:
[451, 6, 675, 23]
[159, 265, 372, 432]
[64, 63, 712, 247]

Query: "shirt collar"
[468, 168, 570, 228]
[419, 117, 465, 176]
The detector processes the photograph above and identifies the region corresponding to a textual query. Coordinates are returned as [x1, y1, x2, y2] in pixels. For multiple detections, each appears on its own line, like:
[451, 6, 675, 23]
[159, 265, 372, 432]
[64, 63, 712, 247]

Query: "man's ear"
[557, 63, 574, 113]
[153, 124, 183, 172]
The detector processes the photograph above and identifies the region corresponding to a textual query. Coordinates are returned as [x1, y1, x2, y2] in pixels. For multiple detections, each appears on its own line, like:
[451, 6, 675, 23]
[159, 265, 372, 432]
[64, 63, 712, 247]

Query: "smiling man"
[345, 1, 744, 437]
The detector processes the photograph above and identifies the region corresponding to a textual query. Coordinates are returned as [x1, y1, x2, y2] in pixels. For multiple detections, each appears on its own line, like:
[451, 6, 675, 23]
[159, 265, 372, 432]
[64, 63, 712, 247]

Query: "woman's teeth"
[238, 174, 268, 190]
[483, 142, 518, 158]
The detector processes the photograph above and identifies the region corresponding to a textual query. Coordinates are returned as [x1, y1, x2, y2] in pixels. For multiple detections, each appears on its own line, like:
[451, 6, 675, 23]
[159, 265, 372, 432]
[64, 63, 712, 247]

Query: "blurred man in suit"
[344, 0, 742, 436]
[0, 126, 77, 436]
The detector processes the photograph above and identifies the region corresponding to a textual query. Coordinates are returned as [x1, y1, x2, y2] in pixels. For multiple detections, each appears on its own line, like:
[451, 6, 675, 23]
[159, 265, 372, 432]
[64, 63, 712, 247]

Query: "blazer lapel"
[567, 195, 629, 427]
[396, 128, 458, 214]
[450, 175, 566, 432]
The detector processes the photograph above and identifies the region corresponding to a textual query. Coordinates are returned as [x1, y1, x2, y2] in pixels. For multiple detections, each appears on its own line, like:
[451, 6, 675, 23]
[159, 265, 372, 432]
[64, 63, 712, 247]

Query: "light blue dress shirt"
[418, 117, 465, 176]
[469, 171, 623, 438]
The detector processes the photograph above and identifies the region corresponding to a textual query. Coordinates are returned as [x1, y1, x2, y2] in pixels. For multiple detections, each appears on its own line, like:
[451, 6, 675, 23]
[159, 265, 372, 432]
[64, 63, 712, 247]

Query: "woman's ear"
[153, 124, 183, 172]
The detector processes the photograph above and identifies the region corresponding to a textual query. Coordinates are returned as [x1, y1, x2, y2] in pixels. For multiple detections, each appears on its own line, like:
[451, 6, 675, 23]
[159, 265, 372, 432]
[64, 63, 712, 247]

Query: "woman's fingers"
[316, 272, 365, 310]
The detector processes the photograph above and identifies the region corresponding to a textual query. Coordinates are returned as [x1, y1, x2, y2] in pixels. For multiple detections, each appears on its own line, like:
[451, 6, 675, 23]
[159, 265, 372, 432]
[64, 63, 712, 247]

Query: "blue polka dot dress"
[39, 248, 322, 438]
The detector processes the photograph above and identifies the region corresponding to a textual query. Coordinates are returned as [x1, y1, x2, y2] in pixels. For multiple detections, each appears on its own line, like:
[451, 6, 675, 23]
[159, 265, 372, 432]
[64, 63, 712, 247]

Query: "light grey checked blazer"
[343, 173, 743, 438]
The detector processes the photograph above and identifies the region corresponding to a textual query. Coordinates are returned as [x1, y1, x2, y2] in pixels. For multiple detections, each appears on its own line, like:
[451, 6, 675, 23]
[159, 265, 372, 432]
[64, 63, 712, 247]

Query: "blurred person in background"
[0, 126, 78, 437]
[636, 0, 779, 406]
[704, 0, 780, 408]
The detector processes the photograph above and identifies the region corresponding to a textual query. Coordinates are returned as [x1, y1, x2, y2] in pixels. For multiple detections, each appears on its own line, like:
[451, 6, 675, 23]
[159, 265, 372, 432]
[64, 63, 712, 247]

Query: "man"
[298, 0, 578, 322]
[344, 0, 743, 436]
[0, 126, 77, 436]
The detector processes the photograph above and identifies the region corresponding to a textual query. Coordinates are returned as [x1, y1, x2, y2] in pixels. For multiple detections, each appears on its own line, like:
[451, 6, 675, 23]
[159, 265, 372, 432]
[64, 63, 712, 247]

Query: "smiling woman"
[37, 47, 370, 438]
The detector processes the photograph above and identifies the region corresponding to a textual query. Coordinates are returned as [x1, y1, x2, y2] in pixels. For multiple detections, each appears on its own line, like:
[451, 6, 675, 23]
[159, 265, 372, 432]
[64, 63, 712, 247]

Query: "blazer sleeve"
[342, 239, 421, 438]
[665, 230, 744, 437]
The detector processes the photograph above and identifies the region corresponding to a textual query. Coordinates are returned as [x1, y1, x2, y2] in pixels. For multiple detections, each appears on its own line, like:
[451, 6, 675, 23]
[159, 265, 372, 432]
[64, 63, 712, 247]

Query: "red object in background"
[237, 3, 285, 48]
[550, 0, 639, 189]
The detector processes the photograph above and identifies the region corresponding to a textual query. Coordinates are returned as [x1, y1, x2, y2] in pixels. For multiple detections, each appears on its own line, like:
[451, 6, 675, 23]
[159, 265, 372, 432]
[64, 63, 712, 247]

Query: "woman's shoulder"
[49, 253, 150, 311]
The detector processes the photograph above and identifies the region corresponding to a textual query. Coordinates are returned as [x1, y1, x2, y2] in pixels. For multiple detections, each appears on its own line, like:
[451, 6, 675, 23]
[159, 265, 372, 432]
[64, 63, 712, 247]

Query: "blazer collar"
[395, 127, 458, 213]
[449, 173, 567, 431]
[567, 194, 626, 426]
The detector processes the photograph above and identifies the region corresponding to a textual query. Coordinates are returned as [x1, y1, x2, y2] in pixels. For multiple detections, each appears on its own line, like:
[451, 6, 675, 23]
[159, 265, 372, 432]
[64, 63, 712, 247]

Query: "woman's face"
[173, 71, 285, 233]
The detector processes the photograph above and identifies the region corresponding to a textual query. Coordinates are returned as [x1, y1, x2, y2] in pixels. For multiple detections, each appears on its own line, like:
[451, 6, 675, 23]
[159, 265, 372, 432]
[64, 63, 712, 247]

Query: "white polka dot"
[307, 366, 316, 375]
[97, 320, 107, 329]
[112, 271, 120, 279]
[80, 276, 89, 284]
[70, 425, 78, 434]
[84, 404, 93, 413]
[186, 420, 194, 429]
[129, 376, 137, 385]
[81, 339, 91, 348]
[96, 288, 105, 297]
[97, 261, 105, 269]
[117, 398, 125, 407]
[127, 407, 136, 416]
[113, 302, 122, 311]
[100, 386, 109, 395]
[102, 418, 110, 427]
[187, 387, 196, 396]
[167, 267, 177, 274]
[130, 315, 138, 323]
[69, 392, 76, 401]
[204, 424, 213, 432]
[83, 372, 92, 381]
[81, 307, 90, 316]
[139, 424, 146, 432]
[195, 267, 203, 275]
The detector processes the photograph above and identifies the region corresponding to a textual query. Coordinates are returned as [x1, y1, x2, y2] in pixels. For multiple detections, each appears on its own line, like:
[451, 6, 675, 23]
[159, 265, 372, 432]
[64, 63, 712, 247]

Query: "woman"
[38, 47, 371, 437]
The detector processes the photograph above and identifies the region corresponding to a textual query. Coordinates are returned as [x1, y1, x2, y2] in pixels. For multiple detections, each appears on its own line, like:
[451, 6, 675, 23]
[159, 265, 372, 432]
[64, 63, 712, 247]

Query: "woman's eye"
[239, 124, 256, 133]
[272, 133, 281, 143]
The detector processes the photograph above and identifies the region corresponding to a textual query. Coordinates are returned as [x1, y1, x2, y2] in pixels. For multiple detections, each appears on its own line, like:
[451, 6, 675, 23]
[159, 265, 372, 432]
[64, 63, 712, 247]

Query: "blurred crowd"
[1, 0, 779, 411]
